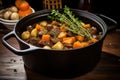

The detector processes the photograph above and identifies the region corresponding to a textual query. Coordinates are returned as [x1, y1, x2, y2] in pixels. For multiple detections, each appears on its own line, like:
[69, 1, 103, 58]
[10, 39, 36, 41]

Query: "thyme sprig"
[49, 6, 92, 40]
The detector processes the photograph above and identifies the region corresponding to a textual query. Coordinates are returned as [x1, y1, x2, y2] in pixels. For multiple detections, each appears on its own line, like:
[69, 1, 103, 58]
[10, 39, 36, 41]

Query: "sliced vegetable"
[73, 41, 81, 48]
[52, 41, 64, 50]
[60, 24, 66, 32]
[58, 32, 67, 39]
[18, 7, 32, 18]
[73, 41, 89, 48]
[76, 35, 84, 42]
[41, 34, 51, 41]
[39, 21, 48, 27]
[35, 24, 45, 31]
[51, 20, 58, 25]
[83, 23, 91, 28]
[43, 45, 51, 49]
[88, 38, 98, 43]
[31, 28, 38, 37]
[21, 31, 30, 39]
[63, 37, 75, 44]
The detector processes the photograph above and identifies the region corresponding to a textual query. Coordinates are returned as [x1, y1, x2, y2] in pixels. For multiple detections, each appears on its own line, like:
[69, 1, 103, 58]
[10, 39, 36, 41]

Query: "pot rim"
[14, 9, 107, 51]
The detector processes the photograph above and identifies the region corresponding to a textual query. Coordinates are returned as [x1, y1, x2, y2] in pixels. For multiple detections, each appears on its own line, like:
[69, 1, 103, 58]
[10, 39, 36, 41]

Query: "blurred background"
[0, 0, 119, 28]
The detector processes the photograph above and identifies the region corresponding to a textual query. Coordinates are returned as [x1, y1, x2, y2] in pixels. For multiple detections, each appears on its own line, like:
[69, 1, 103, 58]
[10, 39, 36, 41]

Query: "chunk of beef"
[51, 38, 61, 44]
[46, 24, 53, 31]
[29, 37, 40, 46]
[49, 26, 61, 37]
[27, 25, 34, 32]
[89, 27, 97, 35]
[38, 30, 47, 36]
[39, 40, 53, 47]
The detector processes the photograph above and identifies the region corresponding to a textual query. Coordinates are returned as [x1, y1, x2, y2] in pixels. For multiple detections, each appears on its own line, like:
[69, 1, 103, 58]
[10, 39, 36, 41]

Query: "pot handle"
[2, 31, 39, 55]
[96, 14, 118, 31]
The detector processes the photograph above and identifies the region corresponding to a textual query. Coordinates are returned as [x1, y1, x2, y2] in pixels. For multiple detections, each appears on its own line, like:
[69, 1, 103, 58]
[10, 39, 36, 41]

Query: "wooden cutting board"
[102, 29, 120, 57]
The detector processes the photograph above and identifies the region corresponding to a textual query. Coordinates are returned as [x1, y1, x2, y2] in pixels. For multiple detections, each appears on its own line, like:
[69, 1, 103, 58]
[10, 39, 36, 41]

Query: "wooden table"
[0, 28, 120, 80]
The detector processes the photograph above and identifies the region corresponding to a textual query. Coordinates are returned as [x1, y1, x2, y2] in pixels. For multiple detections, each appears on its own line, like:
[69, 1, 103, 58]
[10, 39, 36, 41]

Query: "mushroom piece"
[10, 12, 19, 20]
[3, 10, 12, 19]
[9, 6, 18, 12]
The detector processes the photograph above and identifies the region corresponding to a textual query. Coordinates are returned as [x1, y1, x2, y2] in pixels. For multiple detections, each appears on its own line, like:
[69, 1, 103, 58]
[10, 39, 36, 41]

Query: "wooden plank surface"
[102, 29, 120, 57]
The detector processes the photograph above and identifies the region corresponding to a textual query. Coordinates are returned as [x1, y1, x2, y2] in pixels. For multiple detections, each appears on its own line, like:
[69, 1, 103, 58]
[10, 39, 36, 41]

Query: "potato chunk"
[52, 41, 64, 50]
[21, 31, 30, 39]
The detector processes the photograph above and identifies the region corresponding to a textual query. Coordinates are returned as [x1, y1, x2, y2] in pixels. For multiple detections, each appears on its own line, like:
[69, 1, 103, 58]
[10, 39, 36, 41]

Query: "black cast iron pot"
[2, 9, 117, 78]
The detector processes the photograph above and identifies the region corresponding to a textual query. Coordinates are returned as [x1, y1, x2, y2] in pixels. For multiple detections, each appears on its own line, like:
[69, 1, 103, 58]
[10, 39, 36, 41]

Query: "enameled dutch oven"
[2, 9, 117, 78]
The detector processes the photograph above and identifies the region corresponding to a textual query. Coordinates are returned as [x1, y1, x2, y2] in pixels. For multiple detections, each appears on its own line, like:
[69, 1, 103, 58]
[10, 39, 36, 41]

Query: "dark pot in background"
[2, 9, 117, 78]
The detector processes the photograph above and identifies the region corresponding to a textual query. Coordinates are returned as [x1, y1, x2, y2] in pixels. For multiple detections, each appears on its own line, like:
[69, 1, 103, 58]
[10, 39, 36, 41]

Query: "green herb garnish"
[48, 6, 92, 40]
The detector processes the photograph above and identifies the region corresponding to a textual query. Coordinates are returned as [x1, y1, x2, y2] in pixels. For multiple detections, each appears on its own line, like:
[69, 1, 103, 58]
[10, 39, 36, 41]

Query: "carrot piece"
[83, 24, 91, 28]
[73, 41, 89, 48]
[63, 37, 75, 44]
[41, 34, 51, 41]
[81, 42, 89, 47]
[73, 41, 81, 48]
[35, 24, 45, 31]
[18, 7, 32, 18]
[51, 21, 58, 25]
[60, 24, 66, 32]
[91, 38, 98, 42]
[15, 0, 22, 9]
[76, 35, 84, 42]
[88, 38, 98, 43]
[19, 1, 30, 11]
